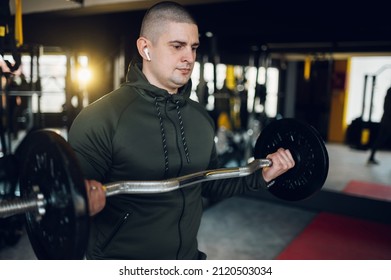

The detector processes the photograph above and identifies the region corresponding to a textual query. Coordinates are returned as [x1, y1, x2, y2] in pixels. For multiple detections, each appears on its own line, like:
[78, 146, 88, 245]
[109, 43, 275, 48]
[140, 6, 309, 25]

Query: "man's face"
[146, 22, 199, 93]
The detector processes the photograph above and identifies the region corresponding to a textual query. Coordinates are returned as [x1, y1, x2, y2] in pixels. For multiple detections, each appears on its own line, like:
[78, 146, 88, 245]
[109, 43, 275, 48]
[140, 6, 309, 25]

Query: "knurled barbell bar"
[0, 118, 329, 260]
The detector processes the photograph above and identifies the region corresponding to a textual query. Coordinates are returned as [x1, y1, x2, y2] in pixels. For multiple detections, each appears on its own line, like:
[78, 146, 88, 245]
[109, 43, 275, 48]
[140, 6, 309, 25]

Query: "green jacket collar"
[124, 61, 192, 107]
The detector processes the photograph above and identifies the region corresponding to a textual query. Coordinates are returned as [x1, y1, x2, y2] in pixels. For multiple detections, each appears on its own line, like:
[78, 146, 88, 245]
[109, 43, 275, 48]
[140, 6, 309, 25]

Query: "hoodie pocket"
[99, 211, 131, 251]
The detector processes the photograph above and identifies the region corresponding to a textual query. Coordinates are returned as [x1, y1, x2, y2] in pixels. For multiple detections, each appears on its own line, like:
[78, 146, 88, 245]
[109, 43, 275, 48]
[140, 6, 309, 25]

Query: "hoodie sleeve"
[68, 101, 114, 182]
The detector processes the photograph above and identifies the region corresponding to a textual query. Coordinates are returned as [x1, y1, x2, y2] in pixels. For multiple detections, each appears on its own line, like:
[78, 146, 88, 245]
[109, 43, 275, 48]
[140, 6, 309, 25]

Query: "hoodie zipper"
[164, 98, 187, 259]
[175, 189, 186, 259]
[100, 212, 131, 251]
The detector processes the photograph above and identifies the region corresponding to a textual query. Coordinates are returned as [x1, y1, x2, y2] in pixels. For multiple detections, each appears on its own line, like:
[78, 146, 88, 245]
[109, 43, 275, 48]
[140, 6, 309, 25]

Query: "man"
[68, 1, 294, 260]
[368, 86, 391, 164]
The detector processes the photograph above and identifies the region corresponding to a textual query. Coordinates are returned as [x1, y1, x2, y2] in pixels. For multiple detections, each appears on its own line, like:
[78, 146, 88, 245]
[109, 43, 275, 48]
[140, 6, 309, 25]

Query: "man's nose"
[182, 47, 195, 63]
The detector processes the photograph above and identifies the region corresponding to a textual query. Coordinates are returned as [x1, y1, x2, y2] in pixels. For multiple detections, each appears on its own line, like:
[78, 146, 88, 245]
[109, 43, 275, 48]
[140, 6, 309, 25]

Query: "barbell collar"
[104, 158, 272, 196]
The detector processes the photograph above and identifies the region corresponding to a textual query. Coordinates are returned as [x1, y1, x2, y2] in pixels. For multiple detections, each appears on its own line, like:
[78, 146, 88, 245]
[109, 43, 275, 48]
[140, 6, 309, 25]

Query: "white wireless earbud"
[144, 48, 151, 61]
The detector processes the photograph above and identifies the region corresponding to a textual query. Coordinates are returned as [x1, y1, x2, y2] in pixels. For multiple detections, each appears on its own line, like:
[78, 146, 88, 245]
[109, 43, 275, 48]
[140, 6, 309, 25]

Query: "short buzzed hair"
[140, 1, 197, 43]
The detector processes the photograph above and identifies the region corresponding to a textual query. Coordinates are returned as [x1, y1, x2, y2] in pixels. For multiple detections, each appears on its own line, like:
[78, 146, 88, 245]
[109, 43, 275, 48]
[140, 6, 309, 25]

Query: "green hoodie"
[68, 62, 266, 259]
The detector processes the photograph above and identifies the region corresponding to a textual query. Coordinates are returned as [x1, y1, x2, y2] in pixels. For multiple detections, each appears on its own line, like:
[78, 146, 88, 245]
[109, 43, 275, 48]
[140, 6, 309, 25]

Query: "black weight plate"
[19, 130, 89, 259]
[254, 118, 329, 201]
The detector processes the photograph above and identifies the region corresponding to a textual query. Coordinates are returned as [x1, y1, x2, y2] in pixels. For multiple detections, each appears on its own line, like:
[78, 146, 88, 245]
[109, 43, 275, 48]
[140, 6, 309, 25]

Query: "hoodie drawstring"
[154, 97, 169, 177]
[154, 97, 191, 178]
[175, 100, 191, 164]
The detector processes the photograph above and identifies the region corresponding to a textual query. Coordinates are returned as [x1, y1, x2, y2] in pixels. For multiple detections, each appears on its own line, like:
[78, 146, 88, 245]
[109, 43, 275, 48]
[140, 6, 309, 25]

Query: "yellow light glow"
[304, 56, 311, 81]
[77, 68, 92, 85]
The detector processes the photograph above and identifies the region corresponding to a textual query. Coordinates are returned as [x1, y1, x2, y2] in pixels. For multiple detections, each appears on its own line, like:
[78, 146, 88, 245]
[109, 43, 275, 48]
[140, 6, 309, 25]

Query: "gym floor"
[0, 141, 390, 260]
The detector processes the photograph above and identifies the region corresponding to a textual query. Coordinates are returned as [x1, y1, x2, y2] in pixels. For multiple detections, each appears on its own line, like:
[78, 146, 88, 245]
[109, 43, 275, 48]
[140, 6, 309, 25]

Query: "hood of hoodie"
[124, 61, 192, 108]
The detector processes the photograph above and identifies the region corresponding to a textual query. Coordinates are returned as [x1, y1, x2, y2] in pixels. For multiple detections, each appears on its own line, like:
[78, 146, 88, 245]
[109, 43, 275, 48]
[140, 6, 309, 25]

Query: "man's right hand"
[85, 179, 106, 216]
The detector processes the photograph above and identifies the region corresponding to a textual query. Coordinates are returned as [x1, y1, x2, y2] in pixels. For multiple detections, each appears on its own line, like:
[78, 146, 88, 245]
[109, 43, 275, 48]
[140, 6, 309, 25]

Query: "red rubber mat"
[276, 212, 391, 260]
[343, 180, 391, 201]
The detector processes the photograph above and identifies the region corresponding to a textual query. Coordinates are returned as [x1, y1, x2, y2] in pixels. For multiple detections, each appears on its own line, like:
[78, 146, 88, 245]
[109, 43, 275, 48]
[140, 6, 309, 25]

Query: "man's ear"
[137, 37, 150, 61]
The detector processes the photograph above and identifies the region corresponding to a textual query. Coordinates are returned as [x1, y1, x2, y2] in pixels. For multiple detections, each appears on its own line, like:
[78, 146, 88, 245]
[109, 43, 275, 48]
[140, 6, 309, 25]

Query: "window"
[347, 56, 391, 124]
[191, 62, 279, 117]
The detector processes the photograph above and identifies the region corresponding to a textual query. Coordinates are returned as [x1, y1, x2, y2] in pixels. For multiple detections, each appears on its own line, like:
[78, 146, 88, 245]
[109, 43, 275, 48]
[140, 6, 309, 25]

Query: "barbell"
[0, 118, 329, 260]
